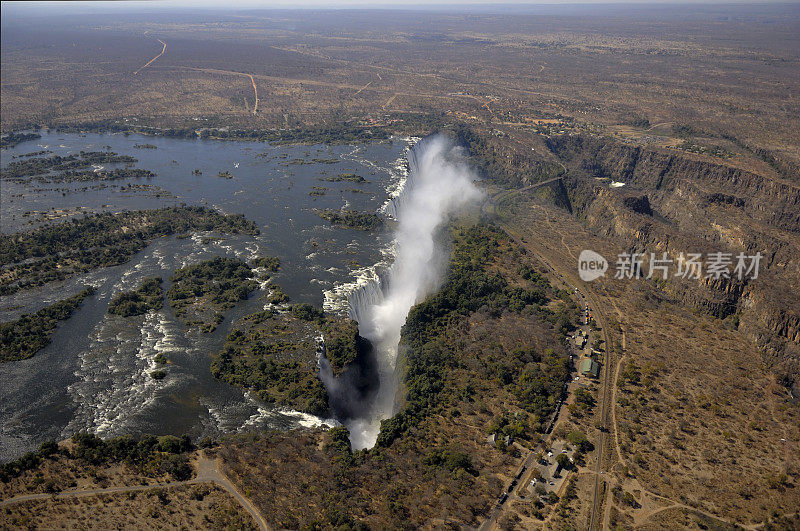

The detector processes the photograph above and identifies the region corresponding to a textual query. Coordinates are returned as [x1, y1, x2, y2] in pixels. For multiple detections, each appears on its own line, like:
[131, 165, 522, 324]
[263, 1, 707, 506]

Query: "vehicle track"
[163, 66, 259, 114]
[134, 38, 166, 75]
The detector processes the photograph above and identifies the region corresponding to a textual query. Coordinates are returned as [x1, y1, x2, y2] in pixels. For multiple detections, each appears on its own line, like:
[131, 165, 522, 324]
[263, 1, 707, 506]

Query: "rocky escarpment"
[548, 134, 800, 394]
[547, 135, 800, 232]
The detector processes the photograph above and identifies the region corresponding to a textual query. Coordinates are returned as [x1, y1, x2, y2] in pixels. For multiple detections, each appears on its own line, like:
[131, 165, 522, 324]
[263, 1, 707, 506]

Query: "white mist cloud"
[363, 135, 483, 355]
[347, 134, 483, 449]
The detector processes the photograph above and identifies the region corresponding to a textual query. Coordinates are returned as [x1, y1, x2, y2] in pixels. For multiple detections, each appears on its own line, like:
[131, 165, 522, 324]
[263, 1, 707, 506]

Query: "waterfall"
[322, 134, 483, 449]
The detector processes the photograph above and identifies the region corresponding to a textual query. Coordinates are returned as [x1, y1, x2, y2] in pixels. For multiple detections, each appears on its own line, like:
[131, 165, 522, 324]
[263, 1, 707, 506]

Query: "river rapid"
[0, 130, 414, 461]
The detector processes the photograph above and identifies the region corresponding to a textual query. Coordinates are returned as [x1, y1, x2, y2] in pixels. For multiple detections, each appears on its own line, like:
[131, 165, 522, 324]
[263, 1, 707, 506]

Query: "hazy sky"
[3, 0, 788, 13]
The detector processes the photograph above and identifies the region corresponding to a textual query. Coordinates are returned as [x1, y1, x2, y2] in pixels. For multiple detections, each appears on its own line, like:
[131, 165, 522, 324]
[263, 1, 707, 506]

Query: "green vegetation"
[108, 277, 164, 317]
[568, 388, 595, 418]
[1, 287, 95, 363]
[513, 349, 570, 417]
[320, 173, 369, 183]
[566, 430, 594, 453]
[212, 124, 391, 145]
[192, 168, 203, 176]
[321, 318, 365, 376]
[0, 207, 258, 295]
[211, 298, 363, 414]
[51, 122, 392, 146]
[291, 303, 323, 321]
[150, 369, 167, 380]
[210, 309, 329, 415]
[617, 360, 641, 390]
[252, 256, 280, 272]
[0, 131, 41, 148]
[0, 440, 60, 482]
[266, 284, 290, 305]
[40, 168, 156, 183]
[377, 224, 572, 447]
[133, 143, 158, 149]
[13, 149, 51, 158]
[423, 448, 476, 475]
[1, 151, 137, 181]
[217, 171, 234, 179]
[68, 433, 193, 480]
[167, 257, 258, 332]
[316, 209, 383, 231]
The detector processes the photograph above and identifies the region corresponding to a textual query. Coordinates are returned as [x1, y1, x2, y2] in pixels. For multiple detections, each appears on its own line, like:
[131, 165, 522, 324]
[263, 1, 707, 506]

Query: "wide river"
[0, 131, 413, 461]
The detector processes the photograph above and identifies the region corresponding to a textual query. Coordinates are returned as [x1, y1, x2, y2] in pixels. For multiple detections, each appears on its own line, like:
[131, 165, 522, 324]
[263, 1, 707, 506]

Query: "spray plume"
[322, 134, 483, 449]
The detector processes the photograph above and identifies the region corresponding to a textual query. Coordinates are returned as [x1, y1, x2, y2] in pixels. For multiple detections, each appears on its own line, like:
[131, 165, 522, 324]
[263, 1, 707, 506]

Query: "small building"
[580, 358, 600, 378]
[574, 335, 587, 349]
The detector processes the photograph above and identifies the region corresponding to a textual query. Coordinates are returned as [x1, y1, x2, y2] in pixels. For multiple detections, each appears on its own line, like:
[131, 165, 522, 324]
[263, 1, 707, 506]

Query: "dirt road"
[134, 38, 166, 75]
[0, 453, 271, 531]
[480, 183, 616, 530]
[248, 73, 259, 115]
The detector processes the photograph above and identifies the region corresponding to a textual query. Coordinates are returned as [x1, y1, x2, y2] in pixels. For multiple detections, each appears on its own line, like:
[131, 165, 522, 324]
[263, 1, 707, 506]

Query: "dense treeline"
[168, 257, 258, 331]
[211, 308, 329, 415]
[168, 257, 256, 307]
[2, 151, 137, 180]
[0, 287, 95, 362]
[13, 150, 52, 159]
[316, 209, 383, 231]
[108, 277, 164, 317]
[51, 122, 392, 145]
[0, 132, 41, 148]
[69, 432, 193, 480]
[41, 168, 155, 183]
[0, 207, 259, 295]
[211, 296, 365, 415]
[206, 124, 391, 145]
[212, 343, 329, 416]
[320, 173, 368, 183]
[321, 318, 367, 376]
[0, 433, 194, 483]
[377, 224, 571, 447]
[252, 256, 280, 272]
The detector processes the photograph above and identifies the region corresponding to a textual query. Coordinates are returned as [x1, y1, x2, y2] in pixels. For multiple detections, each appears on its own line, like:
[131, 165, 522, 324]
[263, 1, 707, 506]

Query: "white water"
[325, 134, 483, 449]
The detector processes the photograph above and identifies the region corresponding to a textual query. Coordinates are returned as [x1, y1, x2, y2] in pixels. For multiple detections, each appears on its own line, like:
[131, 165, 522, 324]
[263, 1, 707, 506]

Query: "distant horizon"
[2, 0, 799, 17]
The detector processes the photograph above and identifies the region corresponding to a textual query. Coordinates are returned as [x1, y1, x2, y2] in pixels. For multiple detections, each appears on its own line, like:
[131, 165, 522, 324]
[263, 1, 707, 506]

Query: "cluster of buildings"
[573, 303, 601, 379]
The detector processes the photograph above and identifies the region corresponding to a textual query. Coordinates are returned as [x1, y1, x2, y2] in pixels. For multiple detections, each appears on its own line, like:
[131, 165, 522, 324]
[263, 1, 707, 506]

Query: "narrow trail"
[134, 38, 166, 75]
[153, 64, 497, 118]
[354, 81, 372, 95]
[162, 66, 258, 114]
[248, 73, 259, 115]
[0, 454, 271, 531]
[383, 93, 398, 109]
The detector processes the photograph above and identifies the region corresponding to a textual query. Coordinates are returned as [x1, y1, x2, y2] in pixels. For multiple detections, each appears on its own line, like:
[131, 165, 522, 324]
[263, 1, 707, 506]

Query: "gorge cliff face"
[547, 134, 800, 394]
